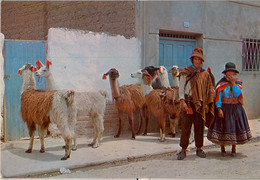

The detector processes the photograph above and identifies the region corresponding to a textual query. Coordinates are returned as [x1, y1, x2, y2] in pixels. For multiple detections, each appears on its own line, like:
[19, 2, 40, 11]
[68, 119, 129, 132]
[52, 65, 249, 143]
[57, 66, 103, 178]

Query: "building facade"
[1, 1, 260, 140]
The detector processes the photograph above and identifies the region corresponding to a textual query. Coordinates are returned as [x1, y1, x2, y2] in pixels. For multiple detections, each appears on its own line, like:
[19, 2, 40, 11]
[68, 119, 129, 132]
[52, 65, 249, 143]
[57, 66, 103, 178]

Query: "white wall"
[0, 33, 5, 134]
[47, 28, 142, 100]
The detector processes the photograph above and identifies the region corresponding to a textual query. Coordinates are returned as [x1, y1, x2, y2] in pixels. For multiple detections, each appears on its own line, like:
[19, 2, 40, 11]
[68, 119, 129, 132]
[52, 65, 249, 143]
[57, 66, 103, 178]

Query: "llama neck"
[172, 75, 179, 87]
[109, 78, 121, 98]
[140, 81, 153, 96]
[45, 73, 59, 90]
[159, 73, 170, 88]
[22, 70, 36, 94]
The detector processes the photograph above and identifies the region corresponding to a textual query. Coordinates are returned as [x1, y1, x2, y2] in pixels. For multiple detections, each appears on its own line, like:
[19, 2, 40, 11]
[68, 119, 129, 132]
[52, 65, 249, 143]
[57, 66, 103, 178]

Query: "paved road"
[33, 137, 260, 179]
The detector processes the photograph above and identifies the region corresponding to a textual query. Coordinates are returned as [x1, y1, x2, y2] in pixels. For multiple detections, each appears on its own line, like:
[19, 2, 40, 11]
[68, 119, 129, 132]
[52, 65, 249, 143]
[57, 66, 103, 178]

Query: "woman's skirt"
[207, 103, 252, 145]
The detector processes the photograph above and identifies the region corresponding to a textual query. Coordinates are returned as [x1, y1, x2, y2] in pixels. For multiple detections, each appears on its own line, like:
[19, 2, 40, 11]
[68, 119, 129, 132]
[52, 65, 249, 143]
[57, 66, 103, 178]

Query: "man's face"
[193, 56, 202, 69]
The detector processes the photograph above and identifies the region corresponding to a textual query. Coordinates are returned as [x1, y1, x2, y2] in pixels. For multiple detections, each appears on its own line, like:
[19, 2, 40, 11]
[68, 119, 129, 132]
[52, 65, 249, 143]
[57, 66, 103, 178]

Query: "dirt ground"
[33, 138, 260, 179]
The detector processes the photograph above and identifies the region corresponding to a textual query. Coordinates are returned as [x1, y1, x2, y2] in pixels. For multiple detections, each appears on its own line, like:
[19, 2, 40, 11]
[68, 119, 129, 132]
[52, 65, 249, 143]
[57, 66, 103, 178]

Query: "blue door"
[159, 37, 197, 86]
[4, 41, 45, 140]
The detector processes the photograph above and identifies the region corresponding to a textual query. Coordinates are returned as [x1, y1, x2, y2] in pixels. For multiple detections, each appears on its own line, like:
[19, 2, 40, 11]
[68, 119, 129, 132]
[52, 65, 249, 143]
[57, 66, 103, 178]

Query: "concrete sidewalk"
[1, 119, 260, 178]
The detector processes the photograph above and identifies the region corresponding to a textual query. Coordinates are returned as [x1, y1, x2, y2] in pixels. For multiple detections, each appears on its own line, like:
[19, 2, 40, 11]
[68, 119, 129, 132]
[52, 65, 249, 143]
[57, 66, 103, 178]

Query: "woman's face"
[192, 56, 202, 69]
[225, 71, 236, 79]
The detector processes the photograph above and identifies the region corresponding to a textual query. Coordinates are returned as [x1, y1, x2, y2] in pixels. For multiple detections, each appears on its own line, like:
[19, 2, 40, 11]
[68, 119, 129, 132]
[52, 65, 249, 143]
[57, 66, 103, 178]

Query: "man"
[177, 47, 215, 160]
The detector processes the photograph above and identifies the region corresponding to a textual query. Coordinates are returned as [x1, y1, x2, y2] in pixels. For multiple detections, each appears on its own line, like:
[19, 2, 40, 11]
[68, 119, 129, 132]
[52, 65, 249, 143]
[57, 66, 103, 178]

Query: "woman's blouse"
[215, 84, 242, 108]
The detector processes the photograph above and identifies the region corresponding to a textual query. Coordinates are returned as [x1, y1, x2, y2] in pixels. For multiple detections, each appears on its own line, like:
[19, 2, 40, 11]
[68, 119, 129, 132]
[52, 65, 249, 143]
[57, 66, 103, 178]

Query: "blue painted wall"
[5, 41, 45, 140]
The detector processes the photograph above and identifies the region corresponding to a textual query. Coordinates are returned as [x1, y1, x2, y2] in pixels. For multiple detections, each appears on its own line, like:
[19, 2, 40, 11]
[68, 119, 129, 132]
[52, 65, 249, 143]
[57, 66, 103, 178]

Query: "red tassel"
[149, 75, 152, 82]
[102, 74, 107, 80]
[46, 60, 52, 68]
[36, 60, 41, 69]
[18, 70, 22, 75]
[32, 67, 37, 72]
[156, 70, 160, 80]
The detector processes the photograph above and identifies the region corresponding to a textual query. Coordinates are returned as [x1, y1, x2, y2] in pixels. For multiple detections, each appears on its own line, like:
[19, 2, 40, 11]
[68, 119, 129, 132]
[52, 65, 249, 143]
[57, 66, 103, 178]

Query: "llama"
[139, 65, 181, 137]
[131, 69, 180, 141]
[35, 60, 108, 148]
[103, 68, 145, 139]
[18, 63, 76, 160]
[169, 65, 194, 143]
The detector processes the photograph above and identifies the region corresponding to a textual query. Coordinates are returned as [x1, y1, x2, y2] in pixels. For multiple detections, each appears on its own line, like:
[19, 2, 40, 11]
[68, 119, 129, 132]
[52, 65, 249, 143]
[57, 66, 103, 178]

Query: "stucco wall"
[1, 1, 136, 40]
[142, 1, 260, 119]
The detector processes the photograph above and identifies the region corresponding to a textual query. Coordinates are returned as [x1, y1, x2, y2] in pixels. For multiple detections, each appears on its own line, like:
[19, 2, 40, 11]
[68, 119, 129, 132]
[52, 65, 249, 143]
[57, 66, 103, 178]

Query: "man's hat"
[190, 47, 205, 62]
[222, 62, 239, 74]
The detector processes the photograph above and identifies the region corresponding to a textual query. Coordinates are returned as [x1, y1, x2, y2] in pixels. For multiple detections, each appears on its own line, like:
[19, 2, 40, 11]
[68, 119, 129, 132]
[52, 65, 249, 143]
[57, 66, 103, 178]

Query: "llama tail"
[60, 89, 75, 106]
[99, 90, 109, 103]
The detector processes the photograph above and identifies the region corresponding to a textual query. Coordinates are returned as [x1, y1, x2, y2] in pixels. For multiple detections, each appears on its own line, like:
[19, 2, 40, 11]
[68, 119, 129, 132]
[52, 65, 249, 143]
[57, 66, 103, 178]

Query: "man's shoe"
[221, 151, 227, 157]
[177, 151, 186, 160]
[231, 151, 236, 157]
[196, 150, 206, 158]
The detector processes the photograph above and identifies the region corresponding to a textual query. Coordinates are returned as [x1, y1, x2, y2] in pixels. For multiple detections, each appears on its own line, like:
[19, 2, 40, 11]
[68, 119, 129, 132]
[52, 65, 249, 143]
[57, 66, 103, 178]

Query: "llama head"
[143, 66, 160, 79]
[169, 65, 180, 77]
[103, 68, 120, 80]
[130, 69, 142, 79]
[141, 70, 152, 85]
[159, 66, 168, 76]
[35, 60, 52, 78]
[18, 63, 37, 76]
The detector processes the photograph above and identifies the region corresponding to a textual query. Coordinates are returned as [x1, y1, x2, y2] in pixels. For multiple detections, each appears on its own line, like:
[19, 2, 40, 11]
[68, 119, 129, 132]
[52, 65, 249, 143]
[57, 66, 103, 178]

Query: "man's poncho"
[179, 66, 215, 128]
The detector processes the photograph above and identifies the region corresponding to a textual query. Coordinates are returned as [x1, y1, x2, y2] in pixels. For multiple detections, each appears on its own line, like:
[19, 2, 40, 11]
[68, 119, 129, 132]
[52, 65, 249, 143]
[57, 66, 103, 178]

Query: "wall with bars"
[140, 1, 260, 119]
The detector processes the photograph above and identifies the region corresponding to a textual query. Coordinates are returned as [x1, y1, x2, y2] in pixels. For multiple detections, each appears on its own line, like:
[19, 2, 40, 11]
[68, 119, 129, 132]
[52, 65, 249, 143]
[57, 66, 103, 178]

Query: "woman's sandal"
[177, 151, 186, 160]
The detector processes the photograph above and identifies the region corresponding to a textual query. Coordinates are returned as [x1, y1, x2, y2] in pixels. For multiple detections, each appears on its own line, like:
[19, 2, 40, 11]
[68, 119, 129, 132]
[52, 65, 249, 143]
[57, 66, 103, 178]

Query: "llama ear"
[31, 67, 37, 72]
[18, 70, 22, 75]
[36, 60, 42, 69]
[46, 60, 52, 68]
[168, 69, 172, 73]
[102, 74, 107, 80]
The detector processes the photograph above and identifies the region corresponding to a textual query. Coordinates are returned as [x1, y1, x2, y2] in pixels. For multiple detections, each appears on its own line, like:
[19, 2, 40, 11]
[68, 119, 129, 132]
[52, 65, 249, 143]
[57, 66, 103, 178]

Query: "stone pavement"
[1, 119, 260, 178]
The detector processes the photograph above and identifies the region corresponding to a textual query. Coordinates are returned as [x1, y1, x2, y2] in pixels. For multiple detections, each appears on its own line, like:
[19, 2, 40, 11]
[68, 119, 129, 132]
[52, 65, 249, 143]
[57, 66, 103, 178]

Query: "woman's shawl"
[179, 66, 215, 128]
[215, 76, 243, 105]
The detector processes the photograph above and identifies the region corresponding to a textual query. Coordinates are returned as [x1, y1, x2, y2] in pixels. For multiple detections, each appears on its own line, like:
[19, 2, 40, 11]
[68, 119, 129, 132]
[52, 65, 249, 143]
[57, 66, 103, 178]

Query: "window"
[242, 38, 260, 71]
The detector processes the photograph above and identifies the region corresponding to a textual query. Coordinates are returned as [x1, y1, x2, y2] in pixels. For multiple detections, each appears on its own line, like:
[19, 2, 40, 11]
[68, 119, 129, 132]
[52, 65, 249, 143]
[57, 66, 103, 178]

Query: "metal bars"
[242, 38, 260, 71]
[159, 33, 196, 40]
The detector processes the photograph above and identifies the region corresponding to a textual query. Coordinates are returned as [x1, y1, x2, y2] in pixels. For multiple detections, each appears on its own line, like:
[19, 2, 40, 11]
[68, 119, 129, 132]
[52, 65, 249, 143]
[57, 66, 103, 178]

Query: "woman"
[207, 62, 252, 157]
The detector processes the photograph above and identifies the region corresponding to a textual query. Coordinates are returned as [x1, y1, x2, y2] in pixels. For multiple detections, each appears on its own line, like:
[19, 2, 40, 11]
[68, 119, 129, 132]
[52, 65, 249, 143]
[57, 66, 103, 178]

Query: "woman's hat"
[190, 47, 205, 62]
[222, 62, 239, 74]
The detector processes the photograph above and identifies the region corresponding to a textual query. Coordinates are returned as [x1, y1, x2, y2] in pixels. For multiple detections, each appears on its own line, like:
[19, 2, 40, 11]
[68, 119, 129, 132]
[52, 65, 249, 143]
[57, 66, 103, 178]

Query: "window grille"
[159, 33, 196, 39]
[242, 38, 260, 71]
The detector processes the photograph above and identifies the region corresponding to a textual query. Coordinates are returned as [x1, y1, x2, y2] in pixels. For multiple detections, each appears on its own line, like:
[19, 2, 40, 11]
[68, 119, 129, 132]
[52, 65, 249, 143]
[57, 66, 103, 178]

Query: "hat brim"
[222, 69, 239, 74]
[190, 54, 205, 62]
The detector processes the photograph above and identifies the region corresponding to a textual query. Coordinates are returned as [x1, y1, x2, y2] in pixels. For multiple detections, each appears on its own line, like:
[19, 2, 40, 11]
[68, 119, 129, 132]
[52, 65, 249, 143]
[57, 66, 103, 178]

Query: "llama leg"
[159, 116, 166, 142]
[38, 125, 47, 153]
[26, 122, 36, 153]
[61, 135, 72, 160]
[57, 124, 72, 160]
[189, 124, 195, 144]
[71, 131, 77, 151]
[137, 106, 145, 135]
[114, 111, 123, 138]
[169, 116, 179, 137]
[143, 106, 149, 135]
[89, 117, 98, 147]
[92, 114, 104, 148]
[128, 112, 135, 140]
[68, 106, 77, 151]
